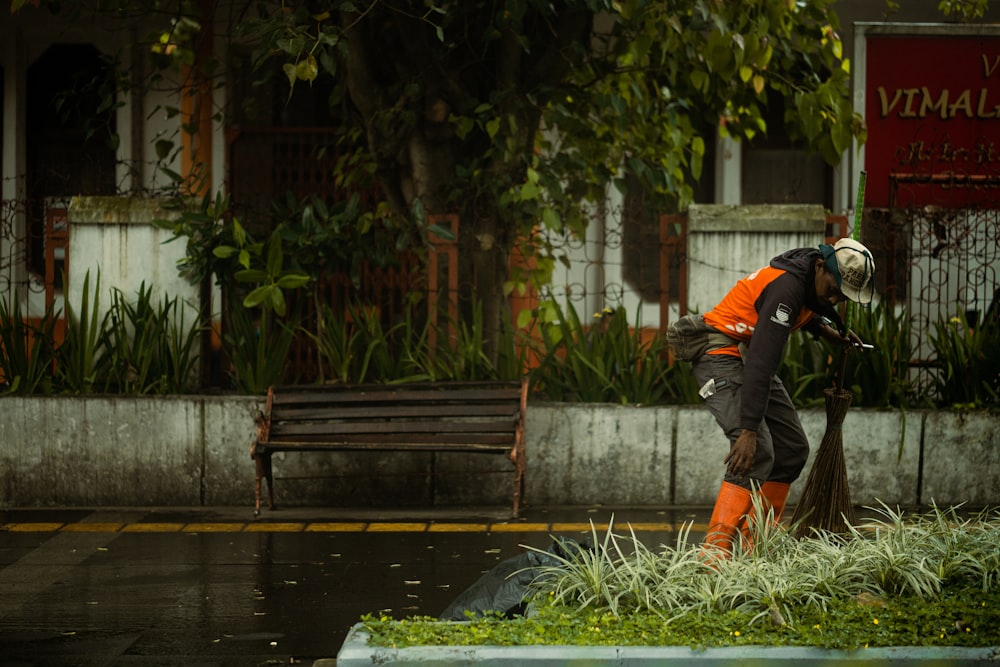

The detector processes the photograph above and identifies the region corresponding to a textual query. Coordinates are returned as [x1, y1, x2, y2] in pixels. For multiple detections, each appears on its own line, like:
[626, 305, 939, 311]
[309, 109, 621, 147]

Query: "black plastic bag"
[438, 537, 590, 621]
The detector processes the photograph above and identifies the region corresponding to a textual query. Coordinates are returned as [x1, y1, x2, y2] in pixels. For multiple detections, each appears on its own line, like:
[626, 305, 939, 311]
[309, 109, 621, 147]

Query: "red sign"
[865, 34, 1000, 208]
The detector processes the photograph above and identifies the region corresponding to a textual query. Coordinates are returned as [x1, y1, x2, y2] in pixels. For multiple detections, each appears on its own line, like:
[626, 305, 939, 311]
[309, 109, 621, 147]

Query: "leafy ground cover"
[362, 504, 1000, 650]
[363, 587, 1000, 650]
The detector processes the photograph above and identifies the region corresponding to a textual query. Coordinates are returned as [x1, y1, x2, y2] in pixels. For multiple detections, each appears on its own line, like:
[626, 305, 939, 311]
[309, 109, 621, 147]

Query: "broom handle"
[835, 346, 848, 392]
[834, 171, 866, 393]
[844, 171, 867, 333]
[853, 171, 866, 242]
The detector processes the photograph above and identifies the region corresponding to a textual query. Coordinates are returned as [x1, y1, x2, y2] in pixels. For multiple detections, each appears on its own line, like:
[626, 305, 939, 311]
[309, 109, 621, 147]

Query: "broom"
[791, 171, 867, 538]
[791, 350, 857, 537]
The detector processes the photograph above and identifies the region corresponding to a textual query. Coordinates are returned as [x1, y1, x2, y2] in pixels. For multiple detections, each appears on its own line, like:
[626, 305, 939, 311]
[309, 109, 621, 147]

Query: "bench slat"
[270, 386, 522, 407]
[257, 439, 514, 452]
[271, 403, 518, 421]
[270, 418, 516, 437]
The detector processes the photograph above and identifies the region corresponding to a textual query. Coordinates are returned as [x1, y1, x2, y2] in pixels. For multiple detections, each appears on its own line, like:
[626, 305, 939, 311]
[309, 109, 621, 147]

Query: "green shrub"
[929, 309, 1000, 408]
[56, 270, 109, 393]
[310, 298, 517, 385]
[225, 300, 297, 394]
[362, 503, 1000, 650]
[842, 301, 920, 408]
[0, 297, 59, 394]
[526, 302, 672, 405]
[103, 283, 201, 394]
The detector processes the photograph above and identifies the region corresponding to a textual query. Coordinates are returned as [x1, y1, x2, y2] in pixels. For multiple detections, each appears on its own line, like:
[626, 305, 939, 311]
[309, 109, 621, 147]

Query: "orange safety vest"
[703, 266, 817, 359]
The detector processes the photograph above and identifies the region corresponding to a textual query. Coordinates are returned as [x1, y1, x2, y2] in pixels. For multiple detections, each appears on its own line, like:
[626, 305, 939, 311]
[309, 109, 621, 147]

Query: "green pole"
[842, 170, 867, 348]
[853, 170, 867, 241]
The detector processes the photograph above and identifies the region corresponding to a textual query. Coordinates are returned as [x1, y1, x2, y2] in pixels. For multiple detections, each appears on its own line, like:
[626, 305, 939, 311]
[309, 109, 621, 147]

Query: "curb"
[336, 625, 1000, 666]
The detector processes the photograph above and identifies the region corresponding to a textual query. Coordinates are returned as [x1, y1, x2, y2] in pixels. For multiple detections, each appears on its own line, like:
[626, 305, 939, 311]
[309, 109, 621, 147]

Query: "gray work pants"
[691, 353, 809, 490]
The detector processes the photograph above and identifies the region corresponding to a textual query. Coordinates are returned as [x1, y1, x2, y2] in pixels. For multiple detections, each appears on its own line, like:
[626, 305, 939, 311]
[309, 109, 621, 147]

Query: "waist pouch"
[665, 314, 735, 361]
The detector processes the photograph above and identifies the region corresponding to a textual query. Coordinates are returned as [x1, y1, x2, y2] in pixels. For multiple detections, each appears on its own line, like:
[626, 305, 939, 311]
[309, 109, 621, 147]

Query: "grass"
[361, 503, 1000, 650]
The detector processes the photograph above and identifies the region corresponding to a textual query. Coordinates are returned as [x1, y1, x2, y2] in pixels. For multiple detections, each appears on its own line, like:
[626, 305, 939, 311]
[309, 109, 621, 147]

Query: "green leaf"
[269, 287, 286, 316]
[158, 167, 184, 184]
[276, 274, 310, 289]
[243, 285, 271, 308]
[426, 224, 456, 241]
[233, 219, 247, 247]
[155, 139, 174, 160]
[235, 269, 268, 283]
[486, 117, 501, 139]
[519, 181, 541, 201]
[541, 207, 561, 231]
[690, 69, 708, 93]
[454, 116, 475, 140]
[282, 62, 297, 88]
[266, 232, 283, 275]
[296, 55, 318, 82]
[691, 136, 705, 157]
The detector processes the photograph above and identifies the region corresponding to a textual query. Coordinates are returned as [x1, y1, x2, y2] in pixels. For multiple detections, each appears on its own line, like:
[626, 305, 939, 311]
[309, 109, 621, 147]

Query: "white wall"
[66, 197, 199, 329]
[686, 204, 828, 315]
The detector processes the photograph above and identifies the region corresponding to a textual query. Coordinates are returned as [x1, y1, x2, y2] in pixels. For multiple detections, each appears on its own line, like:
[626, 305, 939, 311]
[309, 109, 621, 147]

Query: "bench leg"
[253, 452, 276, 516]
[512, 452, 526, 519]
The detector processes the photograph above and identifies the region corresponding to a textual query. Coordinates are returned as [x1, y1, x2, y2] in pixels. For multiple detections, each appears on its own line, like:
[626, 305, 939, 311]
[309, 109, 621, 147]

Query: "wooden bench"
[251, 379, 528, 517]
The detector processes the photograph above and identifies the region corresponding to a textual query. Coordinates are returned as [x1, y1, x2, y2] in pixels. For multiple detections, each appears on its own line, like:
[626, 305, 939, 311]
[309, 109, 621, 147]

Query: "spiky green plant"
[928, 309, 1000, 407]
[57, 270, 109, 393]
[527, 301, 672, 405]
[225, 300, 297, 394]
[0, 296, 59, 394]
[843, 301, 920, 408]
[362, 502, 1000, 650]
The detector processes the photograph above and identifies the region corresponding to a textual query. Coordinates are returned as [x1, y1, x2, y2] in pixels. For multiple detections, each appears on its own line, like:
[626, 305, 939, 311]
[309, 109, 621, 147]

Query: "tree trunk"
[464, 210, 508, 365]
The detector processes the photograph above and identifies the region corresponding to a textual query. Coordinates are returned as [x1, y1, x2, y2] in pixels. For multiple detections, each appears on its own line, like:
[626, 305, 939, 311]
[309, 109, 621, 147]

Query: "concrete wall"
[686, 204, 828, 315]
[67, 197, 200, 331]
[0, 396, 996, 510]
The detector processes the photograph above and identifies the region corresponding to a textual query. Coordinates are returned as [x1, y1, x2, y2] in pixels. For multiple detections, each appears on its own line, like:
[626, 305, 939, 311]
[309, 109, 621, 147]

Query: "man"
[694, 238, 875, 555]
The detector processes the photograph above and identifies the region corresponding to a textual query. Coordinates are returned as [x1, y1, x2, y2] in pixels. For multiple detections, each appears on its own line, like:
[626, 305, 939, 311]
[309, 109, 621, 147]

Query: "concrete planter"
[337, 624, 999, 666]
[0, 395, 996, 509]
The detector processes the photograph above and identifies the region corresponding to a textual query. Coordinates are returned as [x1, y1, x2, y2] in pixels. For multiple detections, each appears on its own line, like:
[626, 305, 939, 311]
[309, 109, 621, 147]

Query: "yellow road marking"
[488, 522, 550, 532]
[550, 522, 610, 532]
[243, 522, 304, 533]
[182, 523, 245, 533]
[121, 523, 184, 533]
[1, 519, 699, 534]
[617, 522, 674, 532]
[427, 523, 489, 532]
[2, 523, 64, 532]
[305, 522, 368, 532]
[61, 523, 124, 533]
[366, 522, 427, 532]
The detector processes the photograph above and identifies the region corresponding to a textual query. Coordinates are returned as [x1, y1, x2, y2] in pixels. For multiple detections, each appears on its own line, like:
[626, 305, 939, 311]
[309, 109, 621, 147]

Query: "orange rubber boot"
[740, 481, 792, 551]
[702, 482, 753, 559]
[760, 481, 791, 525]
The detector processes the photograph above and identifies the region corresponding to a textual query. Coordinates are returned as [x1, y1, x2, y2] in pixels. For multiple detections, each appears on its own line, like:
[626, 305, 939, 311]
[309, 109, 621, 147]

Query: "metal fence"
[872, 175, 1000, 389]
[0, 193, 66, 313]
[1, 179, 996, 387]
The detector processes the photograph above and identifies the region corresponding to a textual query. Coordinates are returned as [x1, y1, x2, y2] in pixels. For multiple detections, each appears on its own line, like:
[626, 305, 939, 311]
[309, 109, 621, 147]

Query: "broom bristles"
[791, 387, 856, 537]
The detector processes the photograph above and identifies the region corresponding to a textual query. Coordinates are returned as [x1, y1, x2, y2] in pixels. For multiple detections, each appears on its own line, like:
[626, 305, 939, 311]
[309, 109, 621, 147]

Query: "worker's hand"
[725, 429, 757, 478]
[821, 324, 865, 350]
[845, 329, 866, 350]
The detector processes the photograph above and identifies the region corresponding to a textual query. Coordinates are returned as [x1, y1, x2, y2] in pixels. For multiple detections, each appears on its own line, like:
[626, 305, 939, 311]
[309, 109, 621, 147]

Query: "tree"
[238, 0, 866, 362]
[14, 0, 865, 363]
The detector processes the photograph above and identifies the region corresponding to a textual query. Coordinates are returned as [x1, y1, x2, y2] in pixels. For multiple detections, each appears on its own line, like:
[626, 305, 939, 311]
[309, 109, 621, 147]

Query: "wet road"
[0, 505, 706, 666]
